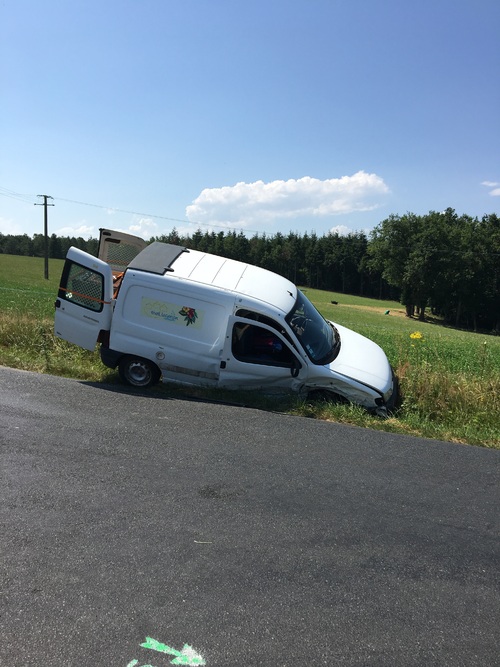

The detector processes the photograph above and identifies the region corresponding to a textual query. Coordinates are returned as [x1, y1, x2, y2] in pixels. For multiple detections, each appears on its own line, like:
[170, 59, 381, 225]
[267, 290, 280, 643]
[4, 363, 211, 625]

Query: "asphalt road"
[1, 366, 499, 667]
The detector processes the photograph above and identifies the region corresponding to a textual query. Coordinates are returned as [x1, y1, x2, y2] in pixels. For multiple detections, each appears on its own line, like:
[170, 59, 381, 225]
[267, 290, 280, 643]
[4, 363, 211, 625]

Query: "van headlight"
[383, 386, 393, 402]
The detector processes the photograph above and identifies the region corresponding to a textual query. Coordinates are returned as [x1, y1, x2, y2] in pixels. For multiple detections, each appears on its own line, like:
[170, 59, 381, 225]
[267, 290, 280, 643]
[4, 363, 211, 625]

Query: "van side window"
[232, 323, 295, 367]
[235, 309, 297, 350]
[235, 309, 280, 330]
[58, 261, 105, 312]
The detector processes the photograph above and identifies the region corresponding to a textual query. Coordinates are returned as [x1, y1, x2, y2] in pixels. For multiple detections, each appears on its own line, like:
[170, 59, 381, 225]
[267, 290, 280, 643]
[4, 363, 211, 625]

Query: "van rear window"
[58, 261, 105, 312]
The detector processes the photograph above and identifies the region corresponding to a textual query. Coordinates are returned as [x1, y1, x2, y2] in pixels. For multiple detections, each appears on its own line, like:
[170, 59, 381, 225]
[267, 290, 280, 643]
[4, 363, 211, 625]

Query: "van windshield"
[286, 290, 340, 365]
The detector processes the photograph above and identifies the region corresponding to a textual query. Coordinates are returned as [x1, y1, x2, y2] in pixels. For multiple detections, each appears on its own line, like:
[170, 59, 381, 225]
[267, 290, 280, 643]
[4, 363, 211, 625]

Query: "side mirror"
[290, 357, 302, 378]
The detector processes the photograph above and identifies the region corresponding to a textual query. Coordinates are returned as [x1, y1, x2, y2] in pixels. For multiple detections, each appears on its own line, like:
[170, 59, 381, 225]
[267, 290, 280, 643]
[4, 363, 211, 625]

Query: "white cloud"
[54, 223, 95, 238]
[329, 225, 354, 236]
[52, 218, 160, 241]
[186, 171, 389, 229]
[0, 217, 21, 235]
[128, 218, 159, 238]
[481, 181, 500, 196]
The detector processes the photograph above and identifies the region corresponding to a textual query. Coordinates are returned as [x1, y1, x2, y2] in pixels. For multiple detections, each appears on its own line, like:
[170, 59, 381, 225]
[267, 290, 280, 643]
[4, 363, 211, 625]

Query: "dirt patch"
[335, 304, 408, 318]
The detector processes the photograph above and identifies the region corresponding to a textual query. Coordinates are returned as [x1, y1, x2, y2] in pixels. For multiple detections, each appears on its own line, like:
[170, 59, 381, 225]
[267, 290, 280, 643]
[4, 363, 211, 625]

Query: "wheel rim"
[127, 361, 151, 385]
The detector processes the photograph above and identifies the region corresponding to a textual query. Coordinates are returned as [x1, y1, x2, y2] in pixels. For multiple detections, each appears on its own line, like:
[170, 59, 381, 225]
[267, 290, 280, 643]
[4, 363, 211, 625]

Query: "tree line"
[1, 208, 499, 332]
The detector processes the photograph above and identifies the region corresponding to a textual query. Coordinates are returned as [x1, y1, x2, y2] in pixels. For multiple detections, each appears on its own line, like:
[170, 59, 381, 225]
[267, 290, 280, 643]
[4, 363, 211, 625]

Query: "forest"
[1, 208, 499, 333]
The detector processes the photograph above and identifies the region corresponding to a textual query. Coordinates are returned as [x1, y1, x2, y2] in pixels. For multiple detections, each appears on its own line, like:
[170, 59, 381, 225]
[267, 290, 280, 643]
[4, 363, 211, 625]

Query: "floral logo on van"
[179, 306, 198, 326]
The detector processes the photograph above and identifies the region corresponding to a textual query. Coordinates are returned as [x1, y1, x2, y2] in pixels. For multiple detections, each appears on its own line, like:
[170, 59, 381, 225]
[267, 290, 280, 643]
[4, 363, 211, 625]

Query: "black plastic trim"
[100, 346, 123, 369]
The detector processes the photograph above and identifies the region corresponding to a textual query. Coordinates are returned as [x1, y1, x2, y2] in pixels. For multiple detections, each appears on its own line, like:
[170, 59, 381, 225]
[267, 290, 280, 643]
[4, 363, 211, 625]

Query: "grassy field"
[1, 254, 499, 448]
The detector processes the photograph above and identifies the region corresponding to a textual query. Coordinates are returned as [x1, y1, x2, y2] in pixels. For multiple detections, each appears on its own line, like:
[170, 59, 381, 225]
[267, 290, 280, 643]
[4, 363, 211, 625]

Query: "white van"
[54, 229, 397, 415]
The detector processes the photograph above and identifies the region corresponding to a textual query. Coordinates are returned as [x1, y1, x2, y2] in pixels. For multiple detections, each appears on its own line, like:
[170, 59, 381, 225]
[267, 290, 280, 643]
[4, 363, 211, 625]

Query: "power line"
[0, 187, 192, 224]
[0, 187, 259, 234]
[55, 196, 201, 226]
[53, 196, 260, 234]
[0, 186, 36, 204]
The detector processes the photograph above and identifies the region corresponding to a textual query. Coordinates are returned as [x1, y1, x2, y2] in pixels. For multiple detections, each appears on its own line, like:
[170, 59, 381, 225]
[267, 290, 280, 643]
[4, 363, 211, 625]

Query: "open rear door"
[98, 228, 147, 275]
[54, 247, 114, 351]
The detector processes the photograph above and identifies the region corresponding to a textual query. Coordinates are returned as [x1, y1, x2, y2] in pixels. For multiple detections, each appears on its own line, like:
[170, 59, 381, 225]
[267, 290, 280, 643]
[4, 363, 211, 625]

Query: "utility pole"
[34, 194, 54, 279]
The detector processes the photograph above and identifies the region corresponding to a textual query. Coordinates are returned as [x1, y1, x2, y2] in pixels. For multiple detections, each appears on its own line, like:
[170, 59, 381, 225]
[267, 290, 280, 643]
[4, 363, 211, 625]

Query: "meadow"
[1, 254, 499, 448]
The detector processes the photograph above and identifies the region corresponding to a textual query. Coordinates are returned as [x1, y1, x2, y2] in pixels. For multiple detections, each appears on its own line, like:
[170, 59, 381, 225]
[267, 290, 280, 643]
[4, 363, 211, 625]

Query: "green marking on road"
[141, 636, 205, 665]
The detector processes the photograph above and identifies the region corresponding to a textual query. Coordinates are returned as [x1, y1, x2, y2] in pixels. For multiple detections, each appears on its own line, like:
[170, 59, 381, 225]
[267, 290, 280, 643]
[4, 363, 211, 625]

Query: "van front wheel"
[118, 356, 161, 388]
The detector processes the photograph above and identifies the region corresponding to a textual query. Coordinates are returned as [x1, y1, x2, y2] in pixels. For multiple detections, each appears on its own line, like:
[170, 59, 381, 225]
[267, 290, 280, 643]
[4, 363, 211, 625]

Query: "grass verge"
[1, 255, 499, 448]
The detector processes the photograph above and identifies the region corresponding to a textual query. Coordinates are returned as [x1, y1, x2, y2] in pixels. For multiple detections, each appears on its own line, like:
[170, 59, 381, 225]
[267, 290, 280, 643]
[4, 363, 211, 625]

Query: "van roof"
[129, 241, 297, 315]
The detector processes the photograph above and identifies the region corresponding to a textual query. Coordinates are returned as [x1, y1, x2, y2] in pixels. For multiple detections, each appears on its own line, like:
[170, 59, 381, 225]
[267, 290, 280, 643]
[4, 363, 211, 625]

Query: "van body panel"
[219, 315, 307, 391]
[302, 365, 382, 407]
[172, 250, 297, 314]
[110, 272, 230, 386]
[329, 323, 394, 397]
[235, 265, 297, 313]
[298, 324, 393, 408]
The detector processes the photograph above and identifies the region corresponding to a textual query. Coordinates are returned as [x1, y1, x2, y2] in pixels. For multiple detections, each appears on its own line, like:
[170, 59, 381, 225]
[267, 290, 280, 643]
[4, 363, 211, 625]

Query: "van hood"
[329, 322, 393, 395]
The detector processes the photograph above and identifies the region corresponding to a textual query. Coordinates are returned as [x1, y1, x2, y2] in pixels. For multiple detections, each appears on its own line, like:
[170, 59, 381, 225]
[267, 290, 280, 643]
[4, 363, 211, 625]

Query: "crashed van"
[54, 229, 397, 415]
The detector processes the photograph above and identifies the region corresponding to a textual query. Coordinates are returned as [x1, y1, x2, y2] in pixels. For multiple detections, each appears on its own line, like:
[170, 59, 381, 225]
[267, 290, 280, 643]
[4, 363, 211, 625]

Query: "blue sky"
[1, 0, 499, 241]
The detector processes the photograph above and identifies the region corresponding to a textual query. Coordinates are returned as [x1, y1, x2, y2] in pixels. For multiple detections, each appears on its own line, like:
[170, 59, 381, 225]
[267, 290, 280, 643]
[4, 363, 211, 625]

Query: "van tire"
[118, 356, 161, 388]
